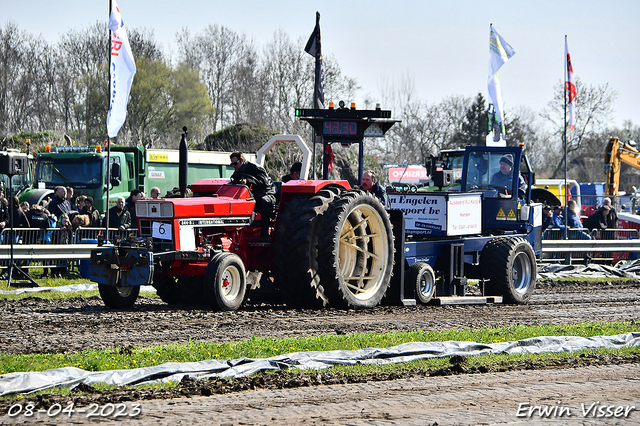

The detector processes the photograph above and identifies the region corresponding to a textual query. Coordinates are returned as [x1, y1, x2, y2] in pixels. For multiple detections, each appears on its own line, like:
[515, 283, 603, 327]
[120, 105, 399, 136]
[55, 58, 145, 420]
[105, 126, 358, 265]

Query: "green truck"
[20, 145, 251, 214]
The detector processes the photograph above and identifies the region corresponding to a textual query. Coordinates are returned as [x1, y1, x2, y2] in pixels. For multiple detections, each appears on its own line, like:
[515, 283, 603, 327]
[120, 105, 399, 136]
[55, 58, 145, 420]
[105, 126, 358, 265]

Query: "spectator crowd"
[0, 185, 152, 278]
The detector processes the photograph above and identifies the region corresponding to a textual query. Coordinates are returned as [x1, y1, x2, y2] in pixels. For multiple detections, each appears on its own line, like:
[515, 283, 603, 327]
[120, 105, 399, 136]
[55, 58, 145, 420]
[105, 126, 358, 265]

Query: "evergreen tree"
[450, 93, 488, 147]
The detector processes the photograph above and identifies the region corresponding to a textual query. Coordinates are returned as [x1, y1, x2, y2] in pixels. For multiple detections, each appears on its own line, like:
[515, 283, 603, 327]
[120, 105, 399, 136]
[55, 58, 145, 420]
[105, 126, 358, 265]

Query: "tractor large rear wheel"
[272, 187, 341, 308]
[317, 190, 394, 309]
[481, 237, 536, 304]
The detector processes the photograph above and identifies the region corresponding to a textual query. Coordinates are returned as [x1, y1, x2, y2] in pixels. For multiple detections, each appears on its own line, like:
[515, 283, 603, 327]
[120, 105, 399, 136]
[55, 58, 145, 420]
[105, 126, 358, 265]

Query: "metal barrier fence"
[0, 228, 136, 278]
[2, 227, 639, 277]
[541, 228, 640, 264]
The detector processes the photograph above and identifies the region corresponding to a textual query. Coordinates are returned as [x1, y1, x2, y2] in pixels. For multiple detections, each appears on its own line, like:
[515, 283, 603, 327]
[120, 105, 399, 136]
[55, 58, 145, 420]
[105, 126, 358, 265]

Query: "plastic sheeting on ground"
[0, 284, 156, 295]
[538, 259, 640, 279]
[1, 332, 638, 397]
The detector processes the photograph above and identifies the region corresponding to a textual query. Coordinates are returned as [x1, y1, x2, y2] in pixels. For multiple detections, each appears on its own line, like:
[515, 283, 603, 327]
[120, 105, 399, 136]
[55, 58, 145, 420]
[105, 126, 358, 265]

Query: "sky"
[3, 0, 640, 128]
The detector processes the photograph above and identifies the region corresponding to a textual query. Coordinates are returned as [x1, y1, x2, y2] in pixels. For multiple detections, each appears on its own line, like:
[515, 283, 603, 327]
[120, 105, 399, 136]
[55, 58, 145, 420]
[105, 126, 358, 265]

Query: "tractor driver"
[490, 154, 526, 198]
[229, 152, 277, 240]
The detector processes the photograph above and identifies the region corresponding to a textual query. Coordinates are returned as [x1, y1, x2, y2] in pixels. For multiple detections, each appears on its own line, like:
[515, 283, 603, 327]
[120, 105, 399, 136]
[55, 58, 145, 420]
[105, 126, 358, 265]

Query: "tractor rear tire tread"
[272, 188, 342, 308]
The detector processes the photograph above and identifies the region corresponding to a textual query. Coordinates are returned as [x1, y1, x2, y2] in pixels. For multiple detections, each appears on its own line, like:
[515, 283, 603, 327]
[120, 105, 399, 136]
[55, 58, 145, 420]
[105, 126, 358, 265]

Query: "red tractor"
[89, 175, 395, 310]
[89, 104, 401, 311]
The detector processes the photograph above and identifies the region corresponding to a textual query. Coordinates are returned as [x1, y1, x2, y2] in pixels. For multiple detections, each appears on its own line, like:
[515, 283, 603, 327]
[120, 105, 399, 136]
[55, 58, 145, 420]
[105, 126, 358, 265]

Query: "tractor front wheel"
[204, 253, 247, 311]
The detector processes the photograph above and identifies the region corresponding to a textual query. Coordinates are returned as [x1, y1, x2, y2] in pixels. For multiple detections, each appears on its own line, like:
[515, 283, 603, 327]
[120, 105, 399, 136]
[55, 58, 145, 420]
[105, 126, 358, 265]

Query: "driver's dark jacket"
[490, 171, 526, 198]
[232, 161, 276, 198]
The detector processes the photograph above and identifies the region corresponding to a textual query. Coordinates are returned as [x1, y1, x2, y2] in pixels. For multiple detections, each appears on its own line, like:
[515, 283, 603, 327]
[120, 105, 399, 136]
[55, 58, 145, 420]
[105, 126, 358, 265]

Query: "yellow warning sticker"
[507, 209, 517, 220]
[496, 208, 506, 220]
[149, 153, 169, 162]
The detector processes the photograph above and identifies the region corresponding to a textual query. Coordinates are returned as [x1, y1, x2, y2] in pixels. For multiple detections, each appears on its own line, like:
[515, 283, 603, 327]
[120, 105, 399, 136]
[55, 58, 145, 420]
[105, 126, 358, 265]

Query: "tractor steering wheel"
[229, 172, 257, 186]
[487, 184, 511, 195]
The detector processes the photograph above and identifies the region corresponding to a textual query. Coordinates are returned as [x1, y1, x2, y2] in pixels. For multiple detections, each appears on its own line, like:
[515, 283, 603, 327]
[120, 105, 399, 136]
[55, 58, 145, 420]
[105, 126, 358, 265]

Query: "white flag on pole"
[107, 0, 136, 138]
[488, 24, 515, 141]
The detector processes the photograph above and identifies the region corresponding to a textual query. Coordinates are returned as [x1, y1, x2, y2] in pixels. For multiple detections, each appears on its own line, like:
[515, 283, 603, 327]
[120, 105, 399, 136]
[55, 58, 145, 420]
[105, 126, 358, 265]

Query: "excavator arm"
[605, 137, 640, 196]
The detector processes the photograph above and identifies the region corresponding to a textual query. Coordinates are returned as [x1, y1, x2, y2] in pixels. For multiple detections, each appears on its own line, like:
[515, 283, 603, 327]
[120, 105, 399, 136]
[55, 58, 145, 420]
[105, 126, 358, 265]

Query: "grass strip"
[1, 321, 638, 375]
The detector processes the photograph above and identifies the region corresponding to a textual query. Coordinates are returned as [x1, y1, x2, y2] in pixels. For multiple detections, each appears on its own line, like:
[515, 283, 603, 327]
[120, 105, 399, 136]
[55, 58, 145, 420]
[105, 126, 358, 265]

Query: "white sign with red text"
[387, 166, 428, 183]
[387, 192, 482, 236]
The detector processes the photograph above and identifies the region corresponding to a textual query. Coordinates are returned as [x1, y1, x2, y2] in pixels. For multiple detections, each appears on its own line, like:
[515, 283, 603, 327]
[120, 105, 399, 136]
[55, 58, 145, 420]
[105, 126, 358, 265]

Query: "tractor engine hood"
[135, 184, 256, 220]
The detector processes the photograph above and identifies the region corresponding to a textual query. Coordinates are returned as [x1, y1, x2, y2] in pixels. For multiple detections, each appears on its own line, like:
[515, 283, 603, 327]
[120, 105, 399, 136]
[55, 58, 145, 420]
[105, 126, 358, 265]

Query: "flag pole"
[563, 35, 568, 241]
[305, 11, 323, 179]
[312, 12, 321, 179]
[105, 0, 112, 242]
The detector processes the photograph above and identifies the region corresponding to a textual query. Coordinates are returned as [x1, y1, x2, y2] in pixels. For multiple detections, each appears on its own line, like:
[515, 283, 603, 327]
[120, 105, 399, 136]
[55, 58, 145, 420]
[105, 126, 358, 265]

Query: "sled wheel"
[99, 284, 139, 309]
[407, 262, 436, 304]
[482, 237, 536, 304]
[204, 253, 247, 311]
[318, 190, 394, 309]
[272, 187, 342, 308]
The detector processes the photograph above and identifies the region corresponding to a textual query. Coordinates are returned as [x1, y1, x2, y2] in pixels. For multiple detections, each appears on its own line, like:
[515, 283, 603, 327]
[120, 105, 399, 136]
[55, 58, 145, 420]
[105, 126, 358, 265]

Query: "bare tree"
[0, 22, 27, 135]
[261, 31, 313, 134]
[181, 25, 248, 133]
[540, 78, 617, 179]
[58, 22, 109, 144]
[372, 73, 471, 165]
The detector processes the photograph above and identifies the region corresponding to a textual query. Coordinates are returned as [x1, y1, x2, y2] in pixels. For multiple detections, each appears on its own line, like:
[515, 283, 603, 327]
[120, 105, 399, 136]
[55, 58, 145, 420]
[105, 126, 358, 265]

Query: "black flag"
[305, 12, 325, 109]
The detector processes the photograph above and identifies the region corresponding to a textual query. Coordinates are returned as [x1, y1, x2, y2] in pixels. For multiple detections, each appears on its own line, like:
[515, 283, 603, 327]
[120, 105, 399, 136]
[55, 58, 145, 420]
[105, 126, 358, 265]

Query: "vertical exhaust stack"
[179, 126, 188, 198]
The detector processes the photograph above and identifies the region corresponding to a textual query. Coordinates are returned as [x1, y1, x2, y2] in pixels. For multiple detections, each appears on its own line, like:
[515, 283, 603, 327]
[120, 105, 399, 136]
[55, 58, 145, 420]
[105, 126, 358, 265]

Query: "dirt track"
[1, 279, 640, 425]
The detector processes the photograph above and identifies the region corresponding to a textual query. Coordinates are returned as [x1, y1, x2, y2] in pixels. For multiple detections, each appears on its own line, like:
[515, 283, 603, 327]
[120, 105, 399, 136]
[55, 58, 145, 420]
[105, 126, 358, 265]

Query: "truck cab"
[32, 146, 134, 214]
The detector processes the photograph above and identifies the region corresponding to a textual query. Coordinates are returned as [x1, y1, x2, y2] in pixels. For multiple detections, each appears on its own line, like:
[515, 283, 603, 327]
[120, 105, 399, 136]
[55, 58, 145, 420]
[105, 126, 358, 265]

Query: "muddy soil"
[1, 279, 639, 355]
[1, 279, 640, 424]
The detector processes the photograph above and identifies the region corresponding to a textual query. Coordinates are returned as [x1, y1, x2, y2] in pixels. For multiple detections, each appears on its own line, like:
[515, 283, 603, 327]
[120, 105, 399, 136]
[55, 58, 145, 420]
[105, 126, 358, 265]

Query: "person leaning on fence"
[80, 196, 101, 227]
[583, 205, 609, 231]
[47, 186, 73, 220]
[26, 204, 50, 233]
[125, 189, 143, 230]
[10, 196, 30, 229]
[600, 197, 618, 229]
[32, 206, 57, 278]
[104, 197, 131, 231]
[71, 214, 89, 232]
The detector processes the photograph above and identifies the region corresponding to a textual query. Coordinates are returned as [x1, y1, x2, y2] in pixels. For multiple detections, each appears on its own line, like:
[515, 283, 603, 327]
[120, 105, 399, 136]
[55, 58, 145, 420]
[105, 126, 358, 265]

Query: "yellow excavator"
[605, 136, 640, 196]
